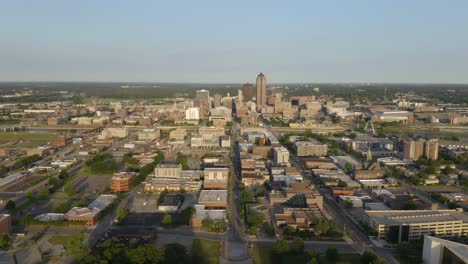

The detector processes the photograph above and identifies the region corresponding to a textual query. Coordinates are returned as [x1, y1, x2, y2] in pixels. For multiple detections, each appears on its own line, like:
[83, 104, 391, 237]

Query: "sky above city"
[1, 0, 468, 83]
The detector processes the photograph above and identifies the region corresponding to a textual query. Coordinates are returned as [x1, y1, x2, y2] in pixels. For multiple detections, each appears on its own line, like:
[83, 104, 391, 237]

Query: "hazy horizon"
[1, 0, 468, 83]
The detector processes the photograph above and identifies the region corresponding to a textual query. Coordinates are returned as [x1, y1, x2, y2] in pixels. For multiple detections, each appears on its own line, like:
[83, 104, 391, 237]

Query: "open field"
[0, 132, 57, 141]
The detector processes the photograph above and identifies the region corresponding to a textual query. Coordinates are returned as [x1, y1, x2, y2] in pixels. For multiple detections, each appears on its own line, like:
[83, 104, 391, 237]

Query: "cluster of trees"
[282, 226, 315, 240]
[0, 234, 12, 250]
[314, 219, 338, 238]
[430, 192, 461, 209]
[131, 151, 164, 188]
[85, 153, 119, 174]
[11, 154, 41, 170]
[80, 238, 191, 264]
[268, 118, 290, 127]
[201, 219, 227, 233]
[53, 199, 85, 213]
[175, 154, 189, 170]
[123, 153, 138, 168]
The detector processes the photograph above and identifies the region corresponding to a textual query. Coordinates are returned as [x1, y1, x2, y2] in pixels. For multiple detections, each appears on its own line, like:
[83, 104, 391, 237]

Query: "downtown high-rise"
[256, 73, 266, 109]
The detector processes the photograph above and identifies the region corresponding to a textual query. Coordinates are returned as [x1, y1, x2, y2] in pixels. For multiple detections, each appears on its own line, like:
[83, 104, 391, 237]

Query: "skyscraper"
[195, 89, 210, 118]
[256, 73, 267, 108]
[213, 94, 222, 108]
[242, 83, 253, 102]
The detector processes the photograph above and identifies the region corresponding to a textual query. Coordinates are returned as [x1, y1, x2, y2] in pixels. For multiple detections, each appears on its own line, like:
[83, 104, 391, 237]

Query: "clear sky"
[1, 0, 467, 83]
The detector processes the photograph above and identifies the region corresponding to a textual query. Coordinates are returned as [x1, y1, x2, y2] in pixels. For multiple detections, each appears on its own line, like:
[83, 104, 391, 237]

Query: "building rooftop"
[366, 209, 468, 225]
[198, 190, 227, 203]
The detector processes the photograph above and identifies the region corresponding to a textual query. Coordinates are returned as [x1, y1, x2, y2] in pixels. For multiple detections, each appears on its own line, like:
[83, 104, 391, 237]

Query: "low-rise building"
[110, 172, 137, 192]
[191, 134, 220, 148]
[294, 141, 328, 157]
[144, 177, 202, 192]
[170, 128, 187, 141]
[154, 162, 182, 178]
[191, 204, 226, 227]
[158, 194, 182, 212]
[137, 129, 160, 141]
[203, 167, 229, 189]
[99, 127, 128, 139]
[198, 190, 228, 209]
[64, 194, 117, 226]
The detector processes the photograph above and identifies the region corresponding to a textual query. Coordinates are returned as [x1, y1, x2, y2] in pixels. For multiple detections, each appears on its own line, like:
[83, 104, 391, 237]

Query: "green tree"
[272, 239, 289, 255]
[290, 238, 304, 253]
[338, 180, 348, 188]
[344, 162, 353, 174]
[48, 177, 59, 186]
[162, 214, 172, 226]
[117, 207, 128, 222]
[315, 219, 330, 238]
[26, 191, 34, 200]
[5, 200, 15, 211]
[128, 244, 165, 264]
[0, 234, 12, 250]
[326, 245, 338, 262]
[58, 170, 69, 180]
[177, 207, 194, 225]
[361, 251, 387, 264]
[53, 202, 71, 213]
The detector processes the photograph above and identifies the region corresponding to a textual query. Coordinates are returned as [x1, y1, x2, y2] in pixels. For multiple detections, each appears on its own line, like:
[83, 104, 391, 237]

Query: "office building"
[274, 147, 290, 165]
[237, 89, 243, 102]
[213, 94, 222, 108]
[195, 89, 210, 118]
[256, 73, 267, 108]
[365, 209, 468, 243]
[242, 83, 253, 102]
[185, 107, 200, 120]
[154, 162, 182, 178]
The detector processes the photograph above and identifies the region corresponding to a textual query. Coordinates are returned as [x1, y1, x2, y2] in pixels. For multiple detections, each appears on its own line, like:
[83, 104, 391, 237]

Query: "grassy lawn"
[0, 132, 57, 141]
[191, 239, 220, 264]
[253, 246, 273, 264]
[49, 233, 88, 259]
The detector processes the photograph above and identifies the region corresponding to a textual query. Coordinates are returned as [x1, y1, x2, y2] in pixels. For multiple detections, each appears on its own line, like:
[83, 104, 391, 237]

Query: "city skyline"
[1, 1, 468, 83]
